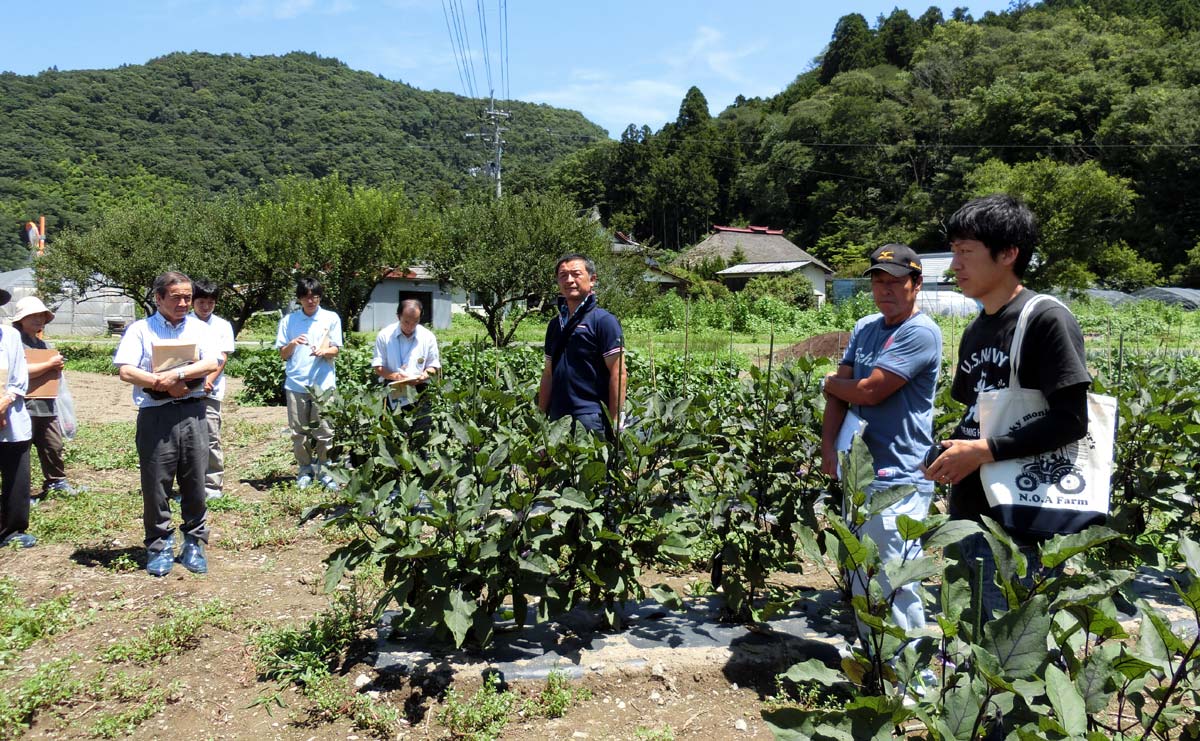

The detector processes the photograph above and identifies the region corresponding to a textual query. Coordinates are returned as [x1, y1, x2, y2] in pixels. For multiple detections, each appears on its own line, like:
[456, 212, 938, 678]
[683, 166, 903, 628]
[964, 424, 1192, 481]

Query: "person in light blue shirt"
[821, 244, 942, 663]
[0, 286, 35, 548]
[275, 277, 342, 489]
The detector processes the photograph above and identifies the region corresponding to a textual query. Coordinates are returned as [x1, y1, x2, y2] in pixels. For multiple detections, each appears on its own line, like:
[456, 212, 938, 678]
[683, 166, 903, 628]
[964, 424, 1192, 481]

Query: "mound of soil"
[775, 331, 851, 361]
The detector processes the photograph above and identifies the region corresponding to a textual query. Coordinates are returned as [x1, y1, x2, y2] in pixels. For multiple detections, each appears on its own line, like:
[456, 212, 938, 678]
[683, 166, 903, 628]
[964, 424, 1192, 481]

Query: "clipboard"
[151, 340, 198, 372]
[25, 348, 61, 399]
[835, 409, 868, 478]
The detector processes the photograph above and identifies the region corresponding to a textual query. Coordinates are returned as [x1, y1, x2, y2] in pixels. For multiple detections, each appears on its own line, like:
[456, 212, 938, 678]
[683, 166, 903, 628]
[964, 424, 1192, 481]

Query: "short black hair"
[946, 194, 1039, 277]
[153, 272, 193, 299]
[555, 253, 596, 279]
[192, 279, 219, 300]
[295, 277, 324, 298]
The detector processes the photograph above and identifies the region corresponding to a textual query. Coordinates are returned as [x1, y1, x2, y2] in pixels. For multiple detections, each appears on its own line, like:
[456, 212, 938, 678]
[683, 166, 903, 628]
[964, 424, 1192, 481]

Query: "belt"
[141, 396, 203, 409]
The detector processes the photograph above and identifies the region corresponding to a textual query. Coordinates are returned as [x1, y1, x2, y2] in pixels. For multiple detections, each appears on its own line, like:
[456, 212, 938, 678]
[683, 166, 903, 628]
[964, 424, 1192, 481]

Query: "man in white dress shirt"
[372, 299, 440, 441]
[113, 272, 220, 576]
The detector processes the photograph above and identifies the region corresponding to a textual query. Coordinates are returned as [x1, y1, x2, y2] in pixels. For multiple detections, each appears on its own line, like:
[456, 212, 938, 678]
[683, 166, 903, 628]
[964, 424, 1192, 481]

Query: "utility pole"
[465, 92, 509, 198]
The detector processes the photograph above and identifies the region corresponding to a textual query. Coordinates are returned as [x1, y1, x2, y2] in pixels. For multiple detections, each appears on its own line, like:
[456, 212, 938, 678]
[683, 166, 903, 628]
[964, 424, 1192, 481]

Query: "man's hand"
[820, 444, 839, 479]
[292, 333, 309, 347]
[48, 353, 65, 371]
[923, 439, 994, 485]
[822, 371, 838, 398]
[203, 379, 215, 393]
[0, 393, 11, 428]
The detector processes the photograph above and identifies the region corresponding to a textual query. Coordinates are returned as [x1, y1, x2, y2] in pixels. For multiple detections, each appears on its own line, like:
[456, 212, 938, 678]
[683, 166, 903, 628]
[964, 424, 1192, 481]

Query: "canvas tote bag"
[977, 294, 1117, 538]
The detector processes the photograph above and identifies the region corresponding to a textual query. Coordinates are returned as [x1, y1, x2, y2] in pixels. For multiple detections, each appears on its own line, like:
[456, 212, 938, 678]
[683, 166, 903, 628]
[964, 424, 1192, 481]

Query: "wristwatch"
[176, 368, 186, 381]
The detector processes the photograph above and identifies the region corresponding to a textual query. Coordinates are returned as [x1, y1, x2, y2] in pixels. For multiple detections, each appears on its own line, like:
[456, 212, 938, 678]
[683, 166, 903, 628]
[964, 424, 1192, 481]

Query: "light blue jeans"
[847, 483, 935, 634]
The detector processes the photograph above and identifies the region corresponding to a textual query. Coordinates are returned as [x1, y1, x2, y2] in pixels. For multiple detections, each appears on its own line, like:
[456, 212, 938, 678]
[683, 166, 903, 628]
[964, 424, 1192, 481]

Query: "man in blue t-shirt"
[538, 254, 626, 438]
[821, 244, 943, 638]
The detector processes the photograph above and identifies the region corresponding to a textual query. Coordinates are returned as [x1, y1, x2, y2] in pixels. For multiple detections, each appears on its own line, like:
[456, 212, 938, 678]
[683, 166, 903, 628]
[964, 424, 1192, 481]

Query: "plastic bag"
[56, 373, 77, 440]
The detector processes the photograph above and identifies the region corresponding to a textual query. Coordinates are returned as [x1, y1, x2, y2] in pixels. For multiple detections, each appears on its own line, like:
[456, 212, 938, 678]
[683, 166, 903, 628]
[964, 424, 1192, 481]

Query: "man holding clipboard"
[113, 272, 220, 577]
[276, 277, 342, 490]
[820, 244, 943, 646]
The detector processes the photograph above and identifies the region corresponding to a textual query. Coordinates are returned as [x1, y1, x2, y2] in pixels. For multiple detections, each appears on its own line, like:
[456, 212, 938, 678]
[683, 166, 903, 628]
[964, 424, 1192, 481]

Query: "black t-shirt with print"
[949, 289, 1092, 524]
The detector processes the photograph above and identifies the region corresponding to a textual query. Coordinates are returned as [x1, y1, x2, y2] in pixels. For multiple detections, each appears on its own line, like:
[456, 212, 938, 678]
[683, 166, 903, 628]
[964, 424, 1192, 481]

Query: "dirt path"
[3, 372, 794, 740]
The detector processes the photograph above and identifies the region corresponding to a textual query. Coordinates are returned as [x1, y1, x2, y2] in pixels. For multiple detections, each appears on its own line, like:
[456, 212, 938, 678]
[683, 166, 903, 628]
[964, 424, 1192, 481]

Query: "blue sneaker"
[146, 535, 175, 577]
[178, 535, 207, 575]
[1, 532, 37, 548]
[47, 481, 84, 497]
[319, 473, 340, 492]
[297, 474, 313, 490]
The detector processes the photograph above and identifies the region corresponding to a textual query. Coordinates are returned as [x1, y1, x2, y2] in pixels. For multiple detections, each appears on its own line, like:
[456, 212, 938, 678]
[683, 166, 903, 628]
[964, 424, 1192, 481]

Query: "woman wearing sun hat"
[11, 296, 80, 501]
[0, 287, 34, 548]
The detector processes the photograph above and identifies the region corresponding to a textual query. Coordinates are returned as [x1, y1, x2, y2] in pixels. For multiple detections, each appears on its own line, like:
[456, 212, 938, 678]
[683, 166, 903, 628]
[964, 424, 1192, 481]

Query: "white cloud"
[663, 25, 766, 85]
[525, 70, 686, 136]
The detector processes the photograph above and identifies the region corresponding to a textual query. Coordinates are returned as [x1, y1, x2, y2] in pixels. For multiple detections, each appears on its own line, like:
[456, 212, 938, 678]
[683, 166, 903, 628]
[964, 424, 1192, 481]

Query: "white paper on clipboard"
[835, 408, 868, 477]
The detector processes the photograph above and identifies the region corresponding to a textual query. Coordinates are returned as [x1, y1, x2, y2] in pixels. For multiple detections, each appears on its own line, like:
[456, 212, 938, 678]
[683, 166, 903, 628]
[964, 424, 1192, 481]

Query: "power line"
[453, 0, 480, 98]
[499, 0, 510, 101]
[440, 0, 469, 98]
[476, 0, 494, 95]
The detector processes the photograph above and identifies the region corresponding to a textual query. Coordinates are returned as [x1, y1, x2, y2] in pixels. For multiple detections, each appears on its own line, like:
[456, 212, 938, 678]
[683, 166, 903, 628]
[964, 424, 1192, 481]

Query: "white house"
[676, 226, 833, 305]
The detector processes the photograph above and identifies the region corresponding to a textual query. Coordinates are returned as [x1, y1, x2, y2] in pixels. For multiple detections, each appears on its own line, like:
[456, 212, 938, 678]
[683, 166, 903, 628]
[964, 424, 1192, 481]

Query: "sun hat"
[11, 296, 55, 324]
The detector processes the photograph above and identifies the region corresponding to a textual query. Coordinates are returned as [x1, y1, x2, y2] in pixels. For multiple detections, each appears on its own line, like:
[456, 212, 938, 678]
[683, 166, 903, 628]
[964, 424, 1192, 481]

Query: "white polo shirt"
[113, 312, 219, 408]
[192, 312, 236, 401]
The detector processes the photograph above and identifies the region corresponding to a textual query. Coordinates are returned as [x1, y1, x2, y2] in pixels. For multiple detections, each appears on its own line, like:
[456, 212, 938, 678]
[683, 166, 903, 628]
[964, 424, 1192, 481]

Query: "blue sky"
[5, 0, 1014, 137]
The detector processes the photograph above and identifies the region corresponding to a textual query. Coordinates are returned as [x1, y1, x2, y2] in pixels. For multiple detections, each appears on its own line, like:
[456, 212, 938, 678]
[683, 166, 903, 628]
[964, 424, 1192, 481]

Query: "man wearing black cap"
[820, 244, 942, 675]
[0, 286, 36, 548]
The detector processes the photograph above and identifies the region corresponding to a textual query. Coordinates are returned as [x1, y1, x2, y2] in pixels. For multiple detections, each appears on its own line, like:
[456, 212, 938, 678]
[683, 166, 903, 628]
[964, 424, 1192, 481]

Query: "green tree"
[35, 175, 420, 334]
[819, 13, 880, 84]
[966, 157, 1157, 290]
[426, 193, 609, 347]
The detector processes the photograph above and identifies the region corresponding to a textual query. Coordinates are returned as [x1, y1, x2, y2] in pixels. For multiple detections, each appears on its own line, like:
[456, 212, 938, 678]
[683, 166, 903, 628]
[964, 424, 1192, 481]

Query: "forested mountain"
[0, 51, 604, 266]
[550, 0, 1200, 289]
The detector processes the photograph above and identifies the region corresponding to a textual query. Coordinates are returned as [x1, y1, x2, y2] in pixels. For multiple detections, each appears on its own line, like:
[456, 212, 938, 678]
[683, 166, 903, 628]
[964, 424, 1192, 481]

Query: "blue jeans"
[848, 483, 934, 635]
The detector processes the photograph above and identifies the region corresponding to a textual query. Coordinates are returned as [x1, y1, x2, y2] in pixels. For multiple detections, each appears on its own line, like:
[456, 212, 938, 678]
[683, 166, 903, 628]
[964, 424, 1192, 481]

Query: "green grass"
[87, 681, 181, 738]
[250, 587, 374, 688]
[519, 669, 592, 719]
[64, 422, 139, 471]
[0, 580, 76, 666]
[29, 486, 142, 545]
[300, 672, 402, 737]
[101, 599, 231, 664]
[0, 655, 84, 740]
[57, 343, 119, 375]
[634, 725, 676, 740]
[437, 673, 516, 741]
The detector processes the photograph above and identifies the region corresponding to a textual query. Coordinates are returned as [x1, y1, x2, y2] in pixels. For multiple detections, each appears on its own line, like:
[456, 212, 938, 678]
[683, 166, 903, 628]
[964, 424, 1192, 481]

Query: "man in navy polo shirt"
[538, 253, 626, 437]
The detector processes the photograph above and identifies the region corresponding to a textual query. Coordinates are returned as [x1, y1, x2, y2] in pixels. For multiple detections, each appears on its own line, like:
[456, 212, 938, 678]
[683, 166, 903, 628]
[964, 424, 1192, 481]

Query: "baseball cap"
[864, 243, 923, 278]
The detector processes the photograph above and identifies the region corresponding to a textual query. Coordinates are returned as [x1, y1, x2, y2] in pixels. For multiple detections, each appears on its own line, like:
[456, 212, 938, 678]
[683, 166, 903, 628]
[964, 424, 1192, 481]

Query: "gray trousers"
[285, 390, 332, 472]
[136, 398, 209, 550]
[203, 398, 224, 497]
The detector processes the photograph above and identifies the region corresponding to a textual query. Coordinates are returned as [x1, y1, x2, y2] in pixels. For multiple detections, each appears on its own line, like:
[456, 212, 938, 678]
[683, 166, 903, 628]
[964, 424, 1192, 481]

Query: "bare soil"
[774, 331, 852, 362]
[1, 371, 826, 740]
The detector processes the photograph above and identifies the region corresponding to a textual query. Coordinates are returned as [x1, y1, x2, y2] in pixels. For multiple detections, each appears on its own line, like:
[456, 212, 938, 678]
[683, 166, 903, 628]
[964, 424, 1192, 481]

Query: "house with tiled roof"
[676, 225, 834, 305]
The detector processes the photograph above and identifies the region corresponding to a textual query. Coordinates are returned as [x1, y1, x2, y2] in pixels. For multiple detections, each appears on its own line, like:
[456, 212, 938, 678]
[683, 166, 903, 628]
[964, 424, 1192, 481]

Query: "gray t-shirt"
[841, 311, 943, 490]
